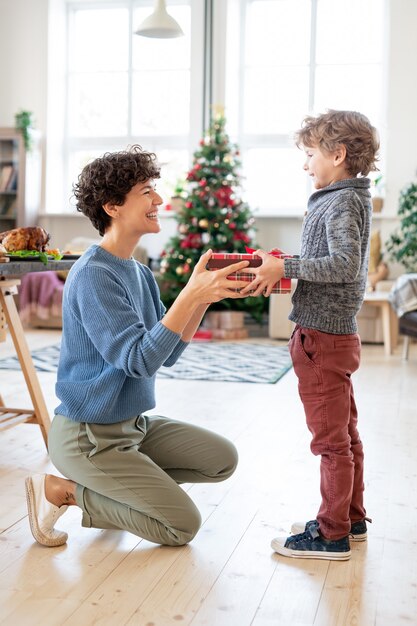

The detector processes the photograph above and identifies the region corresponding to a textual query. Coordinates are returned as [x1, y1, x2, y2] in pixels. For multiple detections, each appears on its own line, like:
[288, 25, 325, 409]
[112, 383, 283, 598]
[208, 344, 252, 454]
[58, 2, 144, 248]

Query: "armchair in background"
[389, 273, 417, 360]
[399, 312, 417, 359]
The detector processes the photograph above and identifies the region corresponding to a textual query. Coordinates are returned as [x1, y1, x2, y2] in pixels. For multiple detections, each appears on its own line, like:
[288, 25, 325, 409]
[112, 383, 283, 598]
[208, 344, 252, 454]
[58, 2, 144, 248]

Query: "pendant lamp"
[134, 0, 184, 39]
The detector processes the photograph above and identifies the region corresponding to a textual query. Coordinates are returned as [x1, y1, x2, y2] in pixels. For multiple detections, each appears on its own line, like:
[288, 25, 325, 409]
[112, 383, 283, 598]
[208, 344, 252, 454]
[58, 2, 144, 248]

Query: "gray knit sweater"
[283, 178, 372, 334]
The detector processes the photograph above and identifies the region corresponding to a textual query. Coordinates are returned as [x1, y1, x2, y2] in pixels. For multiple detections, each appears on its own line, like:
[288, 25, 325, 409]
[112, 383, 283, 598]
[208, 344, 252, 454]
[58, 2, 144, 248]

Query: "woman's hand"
[240, 249, 285, 297]
[162, 250, 250, 336]
[183, 249, 251, 304]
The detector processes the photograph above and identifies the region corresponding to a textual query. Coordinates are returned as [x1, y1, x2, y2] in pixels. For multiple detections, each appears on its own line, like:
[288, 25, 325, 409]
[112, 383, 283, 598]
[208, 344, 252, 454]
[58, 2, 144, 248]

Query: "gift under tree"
[157, 112, 266, 323]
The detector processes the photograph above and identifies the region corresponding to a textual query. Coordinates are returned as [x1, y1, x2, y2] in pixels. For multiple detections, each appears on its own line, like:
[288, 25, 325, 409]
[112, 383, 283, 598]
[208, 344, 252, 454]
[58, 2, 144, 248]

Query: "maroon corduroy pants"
[289, 325, 366, 540]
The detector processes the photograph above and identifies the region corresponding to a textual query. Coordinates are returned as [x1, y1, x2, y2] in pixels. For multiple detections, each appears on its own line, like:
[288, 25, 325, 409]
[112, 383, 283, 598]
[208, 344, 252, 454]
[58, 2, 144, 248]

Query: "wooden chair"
[399, 310, 417, 360]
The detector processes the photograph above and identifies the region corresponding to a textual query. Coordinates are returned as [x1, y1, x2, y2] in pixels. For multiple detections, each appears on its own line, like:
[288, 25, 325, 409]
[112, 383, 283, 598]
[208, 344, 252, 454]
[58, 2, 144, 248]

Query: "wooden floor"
[0, 329, 416, 626]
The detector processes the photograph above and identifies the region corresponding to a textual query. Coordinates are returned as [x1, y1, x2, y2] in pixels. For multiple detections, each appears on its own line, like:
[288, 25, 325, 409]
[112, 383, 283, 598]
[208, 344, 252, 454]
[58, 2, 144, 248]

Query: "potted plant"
[386, 181, 417, 272]
[371, 174, 384, 213]
[15, 110, 35, 152]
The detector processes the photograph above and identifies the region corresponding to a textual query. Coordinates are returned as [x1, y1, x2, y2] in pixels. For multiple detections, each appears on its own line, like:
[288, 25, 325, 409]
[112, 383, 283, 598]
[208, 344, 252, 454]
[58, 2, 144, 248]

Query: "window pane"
[225, 0, 385, 216]
[314, 64, 382, 127]
[132, 71, 190, 135]
[156, 149, 189, 203]
[68, 149, 105, 209]
[69, 73, 128, 137]
[246, 0, 311, 66]
[244, 67, 309, 134]
[70, 9, 129, 71]
[316, 0, 384, 64]
[133, 6, 191, 71]
[48, 0, 201, 214]
[243, 148, 308, 212]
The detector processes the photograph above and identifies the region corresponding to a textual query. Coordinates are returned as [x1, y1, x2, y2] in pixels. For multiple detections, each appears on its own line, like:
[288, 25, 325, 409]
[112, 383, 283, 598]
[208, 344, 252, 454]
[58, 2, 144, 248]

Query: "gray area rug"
[0, 341, 292, 384]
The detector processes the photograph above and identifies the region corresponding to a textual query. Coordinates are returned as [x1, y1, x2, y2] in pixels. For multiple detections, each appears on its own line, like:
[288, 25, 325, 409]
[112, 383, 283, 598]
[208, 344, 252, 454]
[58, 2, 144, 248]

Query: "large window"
[225, 0, 386, 215]
[47, 0, 386, 217]
[46, 0, 204, 213]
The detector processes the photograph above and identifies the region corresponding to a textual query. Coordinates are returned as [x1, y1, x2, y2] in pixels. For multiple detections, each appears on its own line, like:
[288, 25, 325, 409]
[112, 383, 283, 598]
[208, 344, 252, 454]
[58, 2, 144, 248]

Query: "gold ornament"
[199, 218, 209, 228]
[176, 266, 184, 276]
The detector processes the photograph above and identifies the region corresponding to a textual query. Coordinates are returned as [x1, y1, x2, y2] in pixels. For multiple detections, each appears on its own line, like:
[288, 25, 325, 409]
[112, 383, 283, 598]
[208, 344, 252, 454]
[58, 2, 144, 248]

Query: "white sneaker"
[25, 474, 69, 547]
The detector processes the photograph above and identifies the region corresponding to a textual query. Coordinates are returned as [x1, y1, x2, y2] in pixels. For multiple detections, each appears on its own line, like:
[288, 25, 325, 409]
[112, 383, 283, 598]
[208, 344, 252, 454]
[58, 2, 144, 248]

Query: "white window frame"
[221, 0, 387, 217]
[45, 0, 205, 214]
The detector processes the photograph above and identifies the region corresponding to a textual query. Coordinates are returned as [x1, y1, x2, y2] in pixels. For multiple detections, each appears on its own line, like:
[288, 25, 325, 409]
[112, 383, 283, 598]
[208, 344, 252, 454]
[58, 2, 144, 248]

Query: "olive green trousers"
[48, 413, 238, 546]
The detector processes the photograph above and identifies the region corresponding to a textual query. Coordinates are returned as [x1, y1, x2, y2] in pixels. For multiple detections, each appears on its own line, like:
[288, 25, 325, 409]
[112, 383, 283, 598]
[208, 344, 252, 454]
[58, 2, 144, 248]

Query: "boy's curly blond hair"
[295, 109, 380, 177]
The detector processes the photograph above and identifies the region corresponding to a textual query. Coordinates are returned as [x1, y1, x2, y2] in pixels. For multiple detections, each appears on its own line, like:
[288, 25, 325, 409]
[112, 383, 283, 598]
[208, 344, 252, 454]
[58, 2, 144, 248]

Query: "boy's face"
[302, 144, 347, 190]
[118, 179, 163, 237]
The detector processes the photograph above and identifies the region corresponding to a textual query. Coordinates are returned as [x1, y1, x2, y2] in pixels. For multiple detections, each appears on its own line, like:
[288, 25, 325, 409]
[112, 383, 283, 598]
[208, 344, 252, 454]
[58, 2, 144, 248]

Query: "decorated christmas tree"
[157, 113, 266, 322]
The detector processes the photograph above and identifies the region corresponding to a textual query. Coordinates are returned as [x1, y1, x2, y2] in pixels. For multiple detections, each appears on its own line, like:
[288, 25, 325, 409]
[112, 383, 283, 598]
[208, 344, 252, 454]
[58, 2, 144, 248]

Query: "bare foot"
[45, 474, 77, 508]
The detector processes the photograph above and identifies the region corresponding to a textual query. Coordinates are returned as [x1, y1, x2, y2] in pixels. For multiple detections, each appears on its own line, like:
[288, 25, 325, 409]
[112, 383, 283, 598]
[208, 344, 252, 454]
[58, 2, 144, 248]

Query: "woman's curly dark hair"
[73, 145, 161, 235]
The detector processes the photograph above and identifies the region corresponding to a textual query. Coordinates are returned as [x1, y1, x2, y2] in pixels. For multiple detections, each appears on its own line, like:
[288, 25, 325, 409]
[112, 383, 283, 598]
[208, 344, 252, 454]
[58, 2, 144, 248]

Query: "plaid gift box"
[206, 250, 293, 295]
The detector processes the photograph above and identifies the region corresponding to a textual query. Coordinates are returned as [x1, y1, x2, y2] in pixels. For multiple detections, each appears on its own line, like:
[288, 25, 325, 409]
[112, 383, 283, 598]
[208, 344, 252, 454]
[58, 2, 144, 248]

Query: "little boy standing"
[242, 110, 379, 560]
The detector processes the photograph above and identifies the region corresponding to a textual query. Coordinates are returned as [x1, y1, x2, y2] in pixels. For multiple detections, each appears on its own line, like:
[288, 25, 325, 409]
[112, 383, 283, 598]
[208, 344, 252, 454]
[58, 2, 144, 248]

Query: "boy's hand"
[240, 249, 285, 297]
[184, 249, 250, 304]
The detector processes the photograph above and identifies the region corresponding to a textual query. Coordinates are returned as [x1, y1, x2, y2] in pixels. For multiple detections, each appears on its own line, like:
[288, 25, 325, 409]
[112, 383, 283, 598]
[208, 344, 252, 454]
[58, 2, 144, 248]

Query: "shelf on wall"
[0, 127, 40, 228]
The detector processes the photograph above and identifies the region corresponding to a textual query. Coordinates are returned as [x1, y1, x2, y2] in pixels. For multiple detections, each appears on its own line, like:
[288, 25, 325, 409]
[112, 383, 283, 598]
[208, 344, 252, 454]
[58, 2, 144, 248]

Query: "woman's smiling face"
[118, 179, 163, 237]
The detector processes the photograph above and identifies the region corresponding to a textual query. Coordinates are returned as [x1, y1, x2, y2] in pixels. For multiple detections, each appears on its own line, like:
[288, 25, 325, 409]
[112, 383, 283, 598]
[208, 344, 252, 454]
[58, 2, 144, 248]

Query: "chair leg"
[402, 335, 410, 360]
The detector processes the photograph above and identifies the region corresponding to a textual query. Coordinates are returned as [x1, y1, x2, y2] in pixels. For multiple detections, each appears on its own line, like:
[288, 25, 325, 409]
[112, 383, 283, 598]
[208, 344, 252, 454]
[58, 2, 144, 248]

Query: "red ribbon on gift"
[245, 246, 290, 258]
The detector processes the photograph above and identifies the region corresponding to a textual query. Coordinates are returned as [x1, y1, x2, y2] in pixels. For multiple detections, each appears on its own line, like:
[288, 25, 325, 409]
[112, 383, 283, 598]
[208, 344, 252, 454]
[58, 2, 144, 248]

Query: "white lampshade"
[134, 0, 184, 39]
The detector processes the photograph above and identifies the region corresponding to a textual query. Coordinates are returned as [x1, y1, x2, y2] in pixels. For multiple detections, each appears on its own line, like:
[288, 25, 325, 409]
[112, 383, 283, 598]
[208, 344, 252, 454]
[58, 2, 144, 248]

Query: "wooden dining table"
[0, 258, 77, 449]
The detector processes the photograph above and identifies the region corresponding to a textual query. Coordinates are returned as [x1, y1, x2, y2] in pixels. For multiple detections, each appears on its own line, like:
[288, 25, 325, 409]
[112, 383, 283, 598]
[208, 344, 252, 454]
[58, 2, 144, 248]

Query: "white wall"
[384, 0, 417, 211]
[0, 0, 48, 129]
[0, 0, 416, 269]
[0, 0, 49, 208]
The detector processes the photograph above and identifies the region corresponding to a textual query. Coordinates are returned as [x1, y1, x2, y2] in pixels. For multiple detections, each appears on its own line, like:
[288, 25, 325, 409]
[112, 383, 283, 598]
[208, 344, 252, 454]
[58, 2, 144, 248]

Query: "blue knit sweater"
[55, 245, 188, 424]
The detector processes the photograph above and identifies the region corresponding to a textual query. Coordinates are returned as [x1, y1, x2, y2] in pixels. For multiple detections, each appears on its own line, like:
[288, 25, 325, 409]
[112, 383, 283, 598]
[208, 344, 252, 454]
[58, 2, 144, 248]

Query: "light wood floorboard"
[0, 329, 416, 625]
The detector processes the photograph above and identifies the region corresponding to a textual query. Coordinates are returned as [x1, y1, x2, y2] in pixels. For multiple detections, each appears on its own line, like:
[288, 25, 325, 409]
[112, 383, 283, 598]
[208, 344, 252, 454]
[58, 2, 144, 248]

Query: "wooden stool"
[362, 290, 398, 356]
[0, 279, 50, 448]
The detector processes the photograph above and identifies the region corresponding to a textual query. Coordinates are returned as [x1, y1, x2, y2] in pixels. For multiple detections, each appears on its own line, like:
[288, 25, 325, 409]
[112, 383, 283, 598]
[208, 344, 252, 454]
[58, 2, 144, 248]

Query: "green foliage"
[157, 114, 267, 323]
[386, 182, 417, 272]
[4, 249, 63, 265]
[374, 174, 383, 190]
[15, 110, 34, 151]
